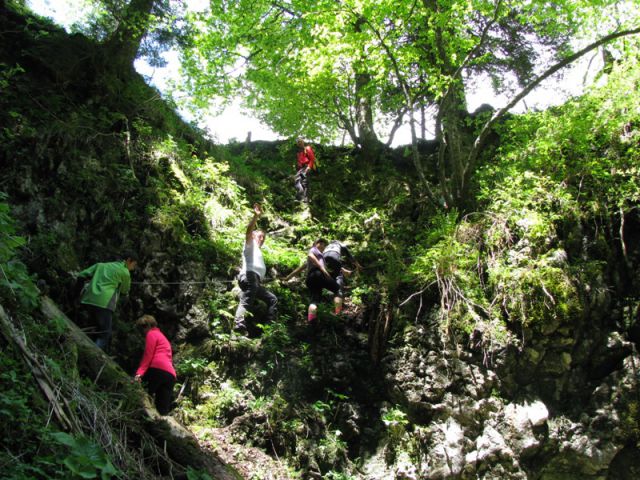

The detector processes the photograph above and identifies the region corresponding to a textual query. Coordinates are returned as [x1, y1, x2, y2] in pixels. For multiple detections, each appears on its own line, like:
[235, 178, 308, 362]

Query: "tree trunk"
[355, 71, 380, 156]
[103, 0, 156, 70]
[353, 16, 382, 162]
[368, 299, 393, 365]
[437, 79, 474, 208]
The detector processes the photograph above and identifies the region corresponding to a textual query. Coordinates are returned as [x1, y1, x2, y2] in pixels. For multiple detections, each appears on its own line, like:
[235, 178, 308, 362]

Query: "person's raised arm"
[245, 203, 262, 243]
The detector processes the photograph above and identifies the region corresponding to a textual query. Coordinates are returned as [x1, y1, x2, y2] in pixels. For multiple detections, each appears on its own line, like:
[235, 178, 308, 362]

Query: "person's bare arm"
[283, 263, 306, 281]
[308, 251, 331, 279]
[245, 203, 262, 242]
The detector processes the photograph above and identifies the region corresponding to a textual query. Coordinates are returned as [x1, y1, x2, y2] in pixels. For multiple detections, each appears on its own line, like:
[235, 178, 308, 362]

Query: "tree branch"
[468, 27, 640, 171]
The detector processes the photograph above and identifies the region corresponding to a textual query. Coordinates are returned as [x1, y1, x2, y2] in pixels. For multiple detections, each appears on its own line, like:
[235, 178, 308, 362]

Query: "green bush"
[50, 432, 119, 480]
[0, 194, 39, 310]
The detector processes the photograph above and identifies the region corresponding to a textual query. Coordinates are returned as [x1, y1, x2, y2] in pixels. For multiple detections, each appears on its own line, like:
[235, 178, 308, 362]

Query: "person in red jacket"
[134, 314, 176, 415]
[294, 138, 316, 202]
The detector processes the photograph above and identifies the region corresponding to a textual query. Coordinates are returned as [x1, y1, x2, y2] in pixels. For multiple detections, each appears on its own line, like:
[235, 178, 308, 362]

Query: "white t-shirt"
[240, 239, 266, 280]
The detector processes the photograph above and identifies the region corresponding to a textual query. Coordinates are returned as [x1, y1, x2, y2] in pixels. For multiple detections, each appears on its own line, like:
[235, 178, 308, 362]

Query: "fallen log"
[40, 296, 240, 480]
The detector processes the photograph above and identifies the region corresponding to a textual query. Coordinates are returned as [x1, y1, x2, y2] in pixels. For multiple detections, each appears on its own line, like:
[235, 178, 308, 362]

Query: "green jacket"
[79, 261, 131, 310]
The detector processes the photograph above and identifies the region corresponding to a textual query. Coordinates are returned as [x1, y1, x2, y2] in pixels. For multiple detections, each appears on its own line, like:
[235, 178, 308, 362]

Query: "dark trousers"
[294, 168, 309, 201]
[86, 305, 113, 351]
[324, 254, 345, 296]
[306, 269, 342, 304]
[143, 368, 176, 415]
[234, 271, 278, 328]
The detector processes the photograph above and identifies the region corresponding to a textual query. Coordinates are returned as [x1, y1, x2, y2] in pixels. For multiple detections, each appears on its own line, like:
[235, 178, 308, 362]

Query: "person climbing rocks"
[304, 238, 339, 323]
[76, 252, 138, 351]
[134, 314, 176, 416]
[294, 137, 316, 203]
[318, 239, 361, 316]
[234, 203, 278, 335]
[282, 237, 357, 323]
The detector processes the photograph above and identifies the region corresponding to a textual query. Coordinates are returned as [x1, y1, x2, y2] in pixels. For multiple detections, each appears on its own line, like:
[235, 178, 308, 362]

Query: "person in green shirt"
[77, 252, 138, 351]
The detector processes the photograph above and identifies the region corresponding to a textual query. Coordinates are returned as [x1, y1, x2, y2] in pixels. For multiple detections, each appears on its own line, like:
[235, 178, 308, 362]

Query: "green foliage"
[410, 214, 491, 337]
[381, 406, 409, 462]
[0, 194, 39, 310]
[206, 290, 237, 337]
[257, 319, 293, 367]
[6, 4, 640, 478]
[621, 401, 640, 443]
[0, 350, 66, 479]
[176, 356, 210, 378]
[175, 356, 219, 403]
[177, 0, 635, 198]
[382, 407, 409, 429]
[408, 56, 640, 345]
[410, 173, 581, 341]
[489, 57, 640, 217]
[50, 432, 119, 480]
[316, 429, 348, 468]
[186, 466, 213, 480]
[0, 62, 25, 91]
[0, 355, 40, 444]
[185, 381, 244, 427]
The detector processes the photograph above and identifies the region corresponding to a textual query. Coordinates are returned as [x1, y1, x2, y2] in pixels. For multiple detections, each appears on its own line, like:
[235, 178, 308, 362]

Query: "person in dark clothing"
[294, 138, 316, 202]
[234, 203, 278, 335]
[304, 238, 339, 323]
[134, 315, 176, 416]
[284, 239, 361, 322]
[76, 252, 138, 351]
[321, 240, 362, 314]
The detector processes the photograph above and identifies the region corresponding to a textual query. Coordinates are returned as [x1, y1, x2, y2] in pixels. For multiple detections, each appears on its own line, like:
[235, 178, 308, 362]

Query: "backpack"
[307, 146, 319, 173]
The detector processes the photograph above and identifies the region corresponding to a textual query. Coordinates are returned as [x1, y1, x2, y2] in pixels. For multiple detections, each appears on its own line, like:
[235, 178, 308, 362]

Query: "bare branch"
[468, 27, 640, 171]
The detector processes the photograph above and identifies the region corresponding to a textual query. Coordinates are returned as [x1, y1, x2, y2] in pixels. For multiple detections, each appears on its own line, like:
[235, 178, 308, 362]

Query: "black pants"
[143, 368, 175, 415]
[306, 269, 342, 304]
[86, 305, 113, 351]
[324, 254, 345, 296]
[294, 168, 309, 201]
[234, 271, 278, 328]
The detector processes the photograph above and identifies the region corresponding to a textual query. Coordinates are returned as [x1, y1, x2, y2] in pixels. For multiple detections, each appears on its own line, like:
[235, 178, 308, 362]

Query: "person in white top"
[234, 203, 278, 335]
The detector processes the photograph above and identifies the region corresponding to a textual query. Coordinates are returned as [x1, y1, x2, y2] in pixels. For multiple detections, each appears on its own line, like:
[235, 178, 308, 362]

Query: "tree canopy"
[25, 0, 640, 207]
[177, 0, 640, 206]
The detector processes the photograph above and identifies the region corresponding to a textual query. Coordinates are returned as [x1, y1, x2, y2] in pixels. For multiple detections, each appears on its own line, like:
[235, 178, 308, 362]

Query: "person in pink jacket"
[134, 315, 176, 415]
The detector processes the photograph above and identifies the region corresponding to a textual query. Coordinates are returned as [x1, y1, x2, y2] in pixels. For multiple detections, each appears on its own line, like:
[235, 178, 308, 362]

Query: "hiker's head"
[253, 229, 266, 247]
[122, 251, 138, 271]
[314, 238, 328, 252]
[296, 138, 305, 148]
[136, 314, 157, 332]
